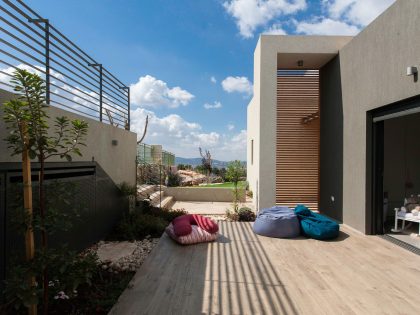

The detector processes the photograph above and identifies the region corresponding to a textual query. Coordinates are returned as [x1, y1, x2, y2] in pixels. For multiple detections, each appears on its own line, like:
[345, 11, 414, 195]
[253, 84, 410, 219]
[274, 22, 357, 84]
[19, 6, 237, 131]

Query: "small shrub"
[167, 172, 182, 187]
[143, 206, 187, 222]
[237, 207, 256, 222]
[246, 190, 253, 198]
[225, 207, 255, 222]
[225, 209, 239, 221]
[114, 212, 168, 240]
[117, 182, 137, 196]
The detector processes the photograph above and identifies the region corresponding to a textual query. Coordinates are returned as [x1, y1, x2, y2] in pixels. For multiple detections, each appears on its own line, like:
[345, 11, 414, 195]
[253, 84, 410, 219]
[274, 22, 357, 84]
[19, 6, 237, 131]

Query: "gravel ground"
[90, 238, 159, 273]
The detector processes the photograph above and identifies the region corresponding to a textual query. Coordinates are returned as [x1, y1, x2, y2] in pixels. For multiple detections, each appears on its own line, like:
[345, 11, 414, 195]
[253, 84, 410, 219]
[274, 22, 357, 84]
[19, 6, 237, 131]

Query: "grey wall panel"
[320, 55, 343, 221]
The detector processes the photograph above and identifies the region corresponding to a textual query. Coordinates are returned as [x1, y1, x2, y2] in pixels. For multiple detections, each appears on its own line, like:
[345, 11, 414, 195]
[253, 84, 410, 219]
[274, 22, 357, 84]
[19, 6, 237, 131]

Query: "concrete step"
[137, 184, 156, 200]
[149, 191, 164, 205]
[158, 196, 175, 209]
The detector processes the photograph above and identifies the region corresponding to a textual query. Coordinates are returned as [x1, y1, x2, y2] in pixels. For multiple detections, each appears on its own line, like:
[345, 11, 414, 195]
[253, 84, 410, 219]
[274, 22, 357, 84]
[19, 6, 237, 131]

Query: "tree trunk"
[39, 155, 48, 315]
[21, 124, 37, 315]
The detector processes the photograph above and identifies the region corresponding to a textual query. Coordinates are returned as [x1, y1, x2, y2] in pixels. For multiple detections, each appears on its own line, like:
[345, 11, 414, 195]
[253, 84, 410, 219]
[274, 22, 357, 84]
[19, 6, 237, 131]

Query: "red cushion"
[172, 214, 219, 236]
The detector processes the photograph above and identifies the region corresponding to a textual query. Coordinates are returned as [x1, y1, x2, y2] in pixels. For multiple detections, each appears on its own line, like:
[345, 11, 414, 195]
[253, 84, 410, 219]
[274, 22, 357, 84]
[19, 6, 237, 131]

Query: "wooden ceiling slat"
[276, 70, 320, 211]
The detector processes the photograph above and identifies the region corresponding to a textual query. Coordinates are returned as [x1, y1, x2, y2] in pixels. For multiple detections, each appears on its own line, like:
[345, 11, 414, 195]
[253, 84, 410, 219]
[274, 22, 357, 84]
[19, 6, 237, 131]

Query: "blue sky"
[23, 0, 395, 160]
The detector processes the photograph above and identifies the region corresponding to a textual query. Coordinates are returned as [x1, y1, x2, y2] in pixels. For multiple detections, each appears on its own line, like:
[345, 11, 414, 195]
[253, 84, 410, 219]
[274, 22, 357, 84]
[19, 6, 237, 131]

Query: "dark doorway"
[369, 96, 420, 249]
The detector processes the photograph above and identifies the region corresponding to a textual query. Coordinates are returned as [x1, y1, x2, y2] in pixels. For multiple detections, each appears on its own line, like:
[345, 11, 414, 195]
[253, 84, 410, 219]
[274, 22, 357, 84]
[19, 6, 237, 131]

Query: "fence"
[0, 162, 125, 297]
[0, 0, 130, 129]
[137, 143, 175, 167]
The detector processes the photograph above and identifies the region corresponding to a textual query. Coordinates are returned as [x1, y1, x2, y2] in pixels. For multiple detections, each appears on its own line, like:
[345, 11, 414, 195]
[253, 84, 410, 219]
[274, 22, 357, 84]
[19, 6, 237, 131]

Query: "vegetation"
[2, 69, 88, 314]
[110, 202, 187, 241]
[197, 181, 247, 188]
[226, 207, 256, 222]
[199, 147, 212, 180]
[166, 172, 182, 187]
[117, 182, 137, 197]
[226, 160, 246, 212]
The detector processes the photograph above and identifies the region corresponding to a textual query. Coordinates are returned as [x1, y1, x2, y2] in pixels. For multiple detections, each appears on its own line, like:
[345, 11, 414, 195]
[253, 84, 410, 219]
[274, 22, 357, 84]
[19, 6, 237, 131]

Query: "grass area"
[198, 181, 247, 188]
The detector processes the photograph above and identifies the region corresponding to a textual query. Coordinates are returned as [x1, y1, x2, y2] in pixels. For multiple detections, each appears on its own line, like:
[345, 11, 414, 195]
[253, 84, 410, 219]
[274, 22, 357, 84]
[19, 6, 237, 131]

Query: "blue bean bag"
[253, 206, 300, 238]
[294, 205, 339, 240]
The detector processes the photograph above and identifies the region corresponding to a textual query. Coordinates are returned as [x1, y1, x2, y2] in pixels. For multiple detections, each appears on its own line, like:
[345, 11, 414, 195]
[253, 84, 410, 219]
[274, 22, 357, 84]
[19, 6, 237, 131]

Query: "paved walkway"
[109, 222, 420, 315]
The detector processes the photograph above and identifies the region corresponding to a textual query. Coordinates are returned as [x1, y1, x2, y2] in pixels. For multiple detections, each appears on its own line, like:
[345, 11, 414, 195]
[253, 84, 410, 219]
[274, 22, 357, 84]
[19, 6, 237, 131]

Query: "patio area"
[110, 222, 420, 315]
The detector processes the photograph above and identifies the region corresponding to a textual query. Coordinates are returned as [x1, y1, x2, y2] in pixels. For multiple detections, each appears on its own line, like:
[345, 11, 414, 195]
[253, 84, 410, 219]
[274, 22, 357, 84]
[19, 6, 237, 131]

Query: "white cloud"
[221, 76, 253, 96]
[263, 23, 287, 35]
[130, 75, 194, 108]
[210, 76, 217, 83]
[326, 0, 395, 26]
[131, 107, 246, 160]
[204, 101, 222, 110]
[223, 0, 307, 38]
[296, 17, 359, 35]
[227, 124, 235, 131]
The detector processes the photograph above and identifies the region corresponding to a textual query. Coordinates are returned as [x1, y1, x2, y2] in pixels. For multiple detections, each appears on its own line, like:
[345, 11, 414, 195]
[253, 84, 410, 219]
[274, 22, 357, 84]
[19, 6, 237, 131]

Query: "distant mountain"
[175, 157, 245, 168]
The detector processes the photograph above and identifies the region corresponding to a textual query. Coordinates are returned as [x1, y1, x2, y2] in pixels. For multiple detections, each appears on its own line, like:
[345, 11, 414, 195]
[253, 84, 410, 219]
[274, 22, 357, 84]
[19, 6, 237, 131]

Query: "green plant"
[166, 172, 182, 187]
[226, 160, 246, 212]
[117, 182, 137, 197]
[225, 207, 255, 222]
[2, 69, 88, 314]
[237, 207, 256, 222]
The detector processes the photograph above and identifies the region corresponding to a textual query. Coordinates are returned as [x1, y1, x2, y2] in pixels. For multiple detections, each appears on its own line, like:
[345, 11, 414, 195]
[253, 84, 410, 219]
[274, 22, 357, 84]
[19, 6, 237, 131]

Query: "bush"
[225, 207, 256, 222]
[237, 207, 256, 222]
[167, 172, 182, 187]
[143, 206, 187, 222]
[111, 204, 187, 241]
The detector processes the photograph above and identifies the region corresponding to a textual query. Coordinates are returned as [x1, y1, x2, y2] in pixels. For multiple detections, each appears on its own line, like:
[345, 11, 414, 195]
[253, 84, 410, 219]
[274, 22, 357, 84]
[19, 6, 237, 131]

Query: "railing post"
[28, 18, 50, 104]
[88, 63, 103, 122]
[127, 86, 130, 130]
[120, 86, 130, 130]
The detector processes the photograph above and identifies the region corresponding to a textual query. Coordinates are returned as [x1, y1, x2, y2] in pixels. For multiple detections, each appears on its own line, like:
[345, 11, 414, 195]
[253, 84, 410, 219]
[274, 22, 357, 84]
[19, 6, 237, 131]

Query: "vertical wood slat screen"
[276, 70, 320, 210]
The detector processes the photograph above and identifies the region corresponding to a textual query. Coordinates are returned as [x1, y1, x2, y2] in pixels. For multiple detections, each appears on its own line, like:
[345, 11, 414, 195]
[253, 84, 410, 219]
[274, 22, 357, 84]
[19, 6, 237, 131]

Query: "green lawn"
[198, 181, 247, 188]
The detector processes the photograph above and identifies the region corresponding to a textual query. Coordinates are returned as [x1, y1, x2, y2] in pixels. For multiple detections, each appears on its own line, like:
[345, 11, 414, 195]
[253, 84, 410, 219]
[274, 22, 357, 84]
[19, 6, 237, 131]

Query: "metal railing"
[0, 0, 130, 129]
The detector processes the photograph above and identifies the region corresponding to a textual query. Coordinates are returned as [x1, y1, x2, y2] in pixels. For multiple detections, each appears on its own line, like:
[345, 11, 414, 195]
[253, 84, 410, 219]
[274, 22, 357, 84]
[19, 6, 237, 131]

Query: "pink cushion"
[172, 214, 219, 236]
[166, 223, 218, 245]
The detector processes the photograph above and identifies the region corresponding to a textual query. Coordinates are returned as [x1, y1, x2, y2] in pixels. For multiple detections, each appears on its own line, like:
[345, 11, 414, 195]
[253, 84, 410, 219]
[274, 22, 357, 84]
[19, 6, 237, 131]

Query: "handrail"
[0, 0, 130, 130]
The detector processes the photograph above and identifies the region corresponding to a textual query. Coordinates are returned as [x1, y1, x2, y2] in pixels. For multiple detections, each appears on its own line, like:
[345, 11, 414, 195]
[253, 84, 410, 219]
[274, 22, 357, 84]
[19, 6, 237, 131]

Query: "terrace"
[110, 223, 420, 314]
[1, 0, 420, 314]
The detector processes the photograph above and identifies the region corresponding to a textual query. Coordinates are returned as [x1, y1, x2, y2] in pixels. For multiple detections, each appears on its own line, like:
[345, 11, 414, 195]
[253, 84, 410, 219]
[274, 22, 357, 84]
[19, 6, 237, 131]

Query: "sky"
[23, 0, 396, 161]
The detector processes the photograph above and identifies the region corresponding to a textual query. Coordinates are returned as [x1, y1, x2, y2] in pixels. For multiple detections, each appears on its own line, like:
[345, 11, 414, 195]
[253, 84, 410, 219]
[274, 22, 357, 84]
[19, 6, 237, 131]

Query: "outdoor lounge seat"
[166, 214, 219, 245]
[294, 205, 339, 240]
[252, 206, 300, 238]
[166, 223, 218, 245]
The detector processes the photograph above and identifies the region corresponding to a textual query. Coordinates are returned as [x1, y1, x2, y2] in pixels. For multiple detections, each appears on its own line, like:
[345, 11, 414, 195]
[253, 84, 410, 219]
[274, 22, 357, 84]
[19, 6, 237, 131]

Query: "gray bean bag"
[253, 206, 300, 238]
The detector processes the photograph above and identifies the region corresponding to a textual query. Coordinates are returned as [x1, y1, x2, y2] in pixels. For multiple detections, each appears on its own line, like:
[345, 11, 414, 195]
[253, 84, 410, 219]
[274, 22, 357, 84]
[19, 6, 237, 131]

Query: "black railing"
[0, 0, 130, 129]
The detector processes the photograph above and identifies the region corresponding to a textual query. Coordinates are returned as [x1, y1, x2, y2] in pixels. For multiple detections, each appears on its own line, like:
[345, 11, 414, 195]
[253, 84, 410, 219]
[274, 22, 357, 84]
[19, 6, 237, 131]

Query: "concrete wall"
[251, 35, 352, 211]
[339, 0, 420, 232]
[0, 89, 137, 185]
[165, 187, 246, 202]
[319, 55, 344, 221]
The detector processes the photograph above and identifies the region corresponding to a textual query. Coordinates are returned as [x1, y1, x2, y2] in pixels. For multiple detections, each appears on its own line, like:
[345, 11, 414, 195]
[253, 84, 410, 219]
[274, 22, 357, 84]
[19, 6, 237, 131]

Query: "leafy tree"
[2, 69, 88, 314]
[199, 147, 212, 181]
[226, 160, 246, 212]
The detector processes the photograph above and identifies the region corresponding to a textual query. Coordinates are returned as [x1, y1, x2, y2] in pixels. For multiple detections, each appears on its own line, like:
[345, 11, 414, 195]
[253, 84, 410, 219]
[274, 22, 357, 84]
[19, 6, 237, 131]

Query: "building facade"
[248, 0, 420, 236]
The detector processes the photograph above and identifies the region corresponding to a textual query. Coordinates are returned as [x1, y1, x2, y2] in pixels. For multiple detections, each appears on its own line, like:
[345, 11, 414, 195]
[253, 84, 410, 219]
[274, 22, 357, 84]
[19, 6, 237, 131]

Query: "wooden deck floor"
[109, 222, 420, 315]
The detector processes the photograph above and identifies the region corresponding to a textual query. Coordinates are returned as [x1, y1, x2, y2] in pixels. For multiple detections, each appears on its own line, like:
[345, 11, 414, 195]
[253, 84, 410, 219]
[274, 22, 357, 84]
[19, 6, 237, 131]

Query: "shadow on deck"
[109, 222, 420, 315]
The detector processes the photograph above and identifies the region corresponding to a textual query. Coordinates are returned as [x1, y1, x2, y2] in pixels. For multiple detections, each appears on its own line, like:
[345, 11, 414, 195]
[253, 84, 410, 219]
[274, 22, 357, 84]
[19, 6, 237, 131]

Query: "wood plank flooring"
[109, 222, 420, 315]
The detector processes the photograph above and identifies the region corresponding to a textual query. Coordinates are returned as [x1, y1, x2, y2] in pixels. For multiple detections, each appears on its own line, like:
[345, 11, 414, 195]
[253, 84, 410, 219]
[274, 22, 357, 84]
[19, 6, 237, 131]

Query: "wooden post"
[21, 123, 37, 315]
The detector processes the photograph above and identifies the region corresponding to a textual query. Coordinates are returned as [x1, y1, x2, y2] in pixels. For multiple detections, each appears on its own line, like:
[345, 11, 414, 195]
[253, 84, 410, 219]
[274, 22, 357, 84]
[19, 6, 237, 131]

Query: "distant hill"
[175, 157, 245, 168]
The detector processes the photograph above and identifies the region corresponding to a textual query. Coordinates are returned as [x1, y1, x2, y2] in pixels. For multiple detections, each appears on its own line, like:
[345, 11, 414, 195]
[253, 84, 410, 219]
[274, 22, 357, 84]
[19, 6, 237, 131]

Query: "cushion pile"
[166, 214, 219, 245]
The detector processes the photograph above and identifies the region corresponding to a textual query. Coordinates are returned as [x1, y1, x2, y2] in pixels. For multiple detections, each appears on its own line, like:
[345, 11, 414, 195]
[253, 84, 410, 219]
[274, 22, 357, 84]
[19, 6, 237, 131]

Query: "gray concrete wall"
[165, 187, 246, 202]
[339, 0, 420, 232]
[252, 35, 352, 211]
[0, 89, 137, 185]
[319, 55, 344, 221]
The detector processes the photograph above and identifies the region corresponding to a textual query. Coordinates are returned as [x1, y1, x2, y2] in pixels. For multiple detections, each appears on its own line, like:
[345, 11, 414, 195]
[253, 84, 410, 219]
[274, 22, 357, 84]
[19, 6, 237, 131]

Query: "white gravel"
[91, 237, 159, 273]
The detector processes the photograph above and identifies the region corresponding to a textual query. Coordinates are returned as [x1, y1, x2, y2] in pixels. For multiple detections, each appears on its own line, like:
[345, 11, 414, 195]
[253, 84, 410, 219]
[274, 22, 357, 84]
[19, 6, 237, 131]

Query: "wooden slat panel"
[276, 70, 319, 211]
